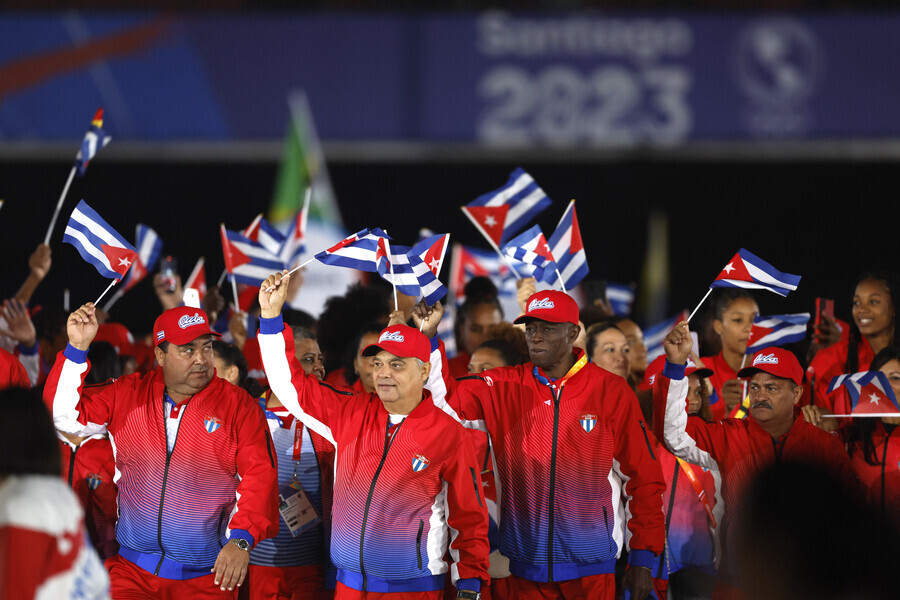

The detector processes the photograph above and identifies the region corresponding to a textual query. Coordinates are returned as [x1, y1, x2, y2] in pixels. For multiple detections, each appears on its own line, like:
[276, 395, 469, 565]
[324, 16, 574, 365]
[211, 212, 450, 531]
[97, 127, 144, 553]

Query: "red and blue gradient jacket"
[431, 343, 666, 582]
[258, 315, 490, 594]
[654, 359, 856, 584]
[45, 344, 279, 579]
[58, 432, 119, 560]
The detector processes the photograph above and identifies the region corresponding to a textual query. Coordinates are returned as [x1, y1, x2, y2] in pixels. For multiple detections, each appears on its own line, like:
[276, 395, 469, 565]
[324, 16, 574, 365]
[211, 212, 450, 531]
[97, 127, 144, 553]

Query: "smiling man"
[654, 325, 856, 598]
[430, 290, 665, 600]
[45, 304, 278, 599]
[256, 271, 489, 600]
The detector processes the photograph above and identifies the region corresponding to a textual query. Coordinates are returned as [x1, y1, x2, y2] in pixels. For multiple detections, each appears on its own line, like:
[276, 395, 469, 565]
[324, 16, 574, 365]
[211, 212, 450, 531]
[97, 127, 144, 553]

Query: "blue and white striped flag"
[221, 226, 284, 286]
[746, 313, 810, 355]
[315, 228, 390, 272]
[547, 200, 589, 290]
[121, 224, 163, 292]
[462, 168, 553, 247]
[501, 225, 558, 283]
[63, 200, 137, 280]
[644, 311, 689, 362]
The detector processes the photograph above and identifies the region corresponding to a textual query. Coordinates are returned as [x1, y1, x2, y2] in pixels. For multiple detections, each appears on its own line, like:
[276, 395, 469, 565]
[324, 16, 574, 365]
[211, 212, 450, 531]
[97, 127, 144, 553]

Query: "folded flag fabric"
[315, 228, 390, 272]
[121, 224, 162, 293]
[461, 168, 552, 247]
[243, 214, 286, 257]
[547, 200, 589, 290]
[73, 109, 112, 176]
[710, 248, 801, 297]
[220, 226, 283, 286]
[746, 313, 810, 355]
[607, 283, 636, 317]
[63, 200, 137, 280]
[645, 311, 689, 362]
[411, 231, 450, 278]
[278, 204, 309, 269]
[385, 243, 449, 306]
[501, 225, 558, 282]
[449, 243, 514, 302]
[827, 371, 900, 416]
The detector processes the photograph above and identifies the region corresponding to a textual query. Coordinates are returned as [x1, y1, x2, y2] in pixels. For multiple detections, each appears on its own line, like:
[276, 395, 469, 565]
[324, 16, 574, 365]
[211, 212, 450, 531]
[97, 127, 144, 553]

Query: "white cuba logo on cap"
[178, 313, 206, 329]
[379, 331, 405, 343]
[754, 353, 779, 366]
[528, 297, 555, 311]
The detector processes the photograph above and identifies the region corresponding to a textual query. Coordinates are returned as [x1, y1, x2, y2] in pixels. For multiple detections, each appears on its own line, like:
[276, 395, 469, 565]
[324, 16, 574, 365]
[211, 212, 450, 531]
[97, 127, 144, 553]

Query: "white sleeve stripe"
[258, 331, 336, 447]
[662, 378, 716, 469]
[53, 359, 103, 435]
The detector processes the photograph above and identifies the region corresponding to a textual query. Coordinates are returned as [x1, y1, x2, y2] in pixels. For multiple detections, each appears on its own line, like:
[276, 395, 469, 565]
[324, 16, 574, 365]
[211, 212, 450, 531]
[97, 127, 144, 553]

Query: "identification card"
[278, 479, 321, 537]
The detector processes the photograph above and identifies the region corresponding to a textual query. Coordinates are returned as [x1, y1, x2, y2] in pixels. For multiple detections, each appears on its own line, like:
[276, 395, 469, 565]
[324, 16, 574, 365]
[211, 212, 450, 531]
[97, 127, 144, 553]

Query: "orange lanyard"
[675, 457, 717, 528]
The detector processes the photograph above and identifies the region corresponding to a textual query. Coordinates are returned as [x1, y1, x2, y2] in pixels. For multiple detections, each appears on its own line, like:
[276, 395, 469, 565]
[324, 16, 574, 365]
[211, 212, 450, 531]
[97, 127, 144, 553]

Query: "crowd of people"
[1, 240, 898, 600]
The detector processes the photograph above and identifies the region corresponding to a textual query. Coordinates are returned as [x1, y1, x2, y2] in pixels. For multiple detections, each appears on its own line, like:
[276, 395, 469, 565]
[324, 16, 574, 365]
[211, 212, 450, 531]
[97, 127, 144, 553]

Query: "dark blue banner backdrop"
[1, 12, 899, 144]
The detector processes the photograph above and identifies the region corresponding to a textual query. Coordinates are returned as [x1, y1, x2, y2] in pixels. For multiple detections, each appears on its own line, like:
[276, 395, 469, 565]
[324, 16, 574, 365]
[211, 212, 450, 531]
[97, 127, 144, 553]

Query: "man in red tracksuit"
[257, 271, 489, 600]
[45, 304, 279, 599]
[428, 291, 665, 600]
[654, 322, 856, 600]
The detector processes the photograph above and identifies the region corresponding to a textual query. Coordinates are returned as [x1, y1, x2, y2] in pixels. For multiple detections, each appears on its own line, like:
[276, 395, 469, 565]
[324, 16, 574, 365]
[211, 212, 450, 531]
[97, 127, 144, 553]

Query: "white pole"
[555, 267, 567, 293]
[687, 288, 713, 323]
[44, 166, 77, 244]
[93, 279, 118, 306]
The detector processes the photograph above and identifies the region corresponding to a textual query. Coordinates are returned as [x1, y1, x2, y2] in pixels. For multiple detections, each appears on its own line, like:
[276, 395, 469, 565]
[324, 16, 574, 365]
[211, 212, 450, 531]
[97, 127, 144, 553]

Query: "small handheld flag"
[278, 188, 311, 269]
[688, 249, 801, 322]
[221, 226, 283, 287]
[606, 283, 636, 317]
[547, 200, 589, 291]
[411, 231, 450, 279]
[315, 228, 390, 273]
[102, 223, 163, 312]
[44, 108, 113, 245]
[63, 200, 137, 305]
[824, 371, 900, 418]
[500, 225, 558, 283]
[746, 313, 810, 355]
[644, 311, 690, 362]
[461, 168, 552, 260]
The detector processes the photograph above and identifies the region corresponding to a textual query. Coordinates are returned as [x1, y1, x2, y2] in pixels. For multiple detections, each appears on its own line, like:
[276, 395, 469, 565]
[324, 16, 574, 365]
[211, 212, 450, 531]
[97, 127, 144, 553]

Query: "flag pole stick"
[217, 269, 228, 287]
[44, 166, 77, 245]
[230, 276, 240, 313]
[687, 288, 713, 323]
[102, 288, 125, 313]
[94, 279, 118, 306]
[822, 414, 900, 418]
[555, 267, 567, 293]
[382, 235, 399, 312]
[263, 257, 316, 293]
[460, 208, 522, 280]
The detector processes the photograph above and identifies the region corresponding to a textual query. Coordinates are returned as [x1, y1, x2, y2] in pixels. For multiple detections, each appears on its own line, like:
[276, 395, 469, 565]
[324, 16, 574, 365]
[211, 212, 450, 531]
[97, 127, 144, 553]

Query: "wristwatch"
[456, 591, 481, 600]
[228, 538, 250, 552]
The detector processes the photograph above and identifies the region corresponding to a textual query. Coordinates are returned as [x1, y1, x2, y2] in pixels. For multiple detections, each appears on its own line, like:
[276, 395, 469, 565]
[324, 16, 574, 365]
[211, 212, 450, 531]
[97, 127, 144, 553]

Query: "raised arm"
[43, 302, 111, 435]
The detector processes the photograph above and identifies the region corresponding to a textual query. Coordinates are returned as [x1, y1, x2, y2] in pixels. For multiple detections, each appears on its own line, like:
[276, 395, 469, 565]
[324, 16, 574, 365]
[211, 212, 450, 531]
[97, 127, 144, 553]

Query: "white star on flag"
[429, 258, 440, 271]
[869, 393, 882, 405]
[119, 257, 132, 267]
[483, 215, 497, 228]
[723, 262, 735, 274]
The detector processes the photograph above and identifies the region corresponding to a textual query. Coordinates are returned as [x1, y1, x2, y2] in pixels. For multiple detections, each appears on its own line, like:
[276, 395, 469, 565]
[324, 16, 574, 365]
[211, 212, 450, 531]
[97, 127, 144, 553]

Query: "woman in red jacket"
[845, 346, 900, 526]
[809, 271, 900, 410]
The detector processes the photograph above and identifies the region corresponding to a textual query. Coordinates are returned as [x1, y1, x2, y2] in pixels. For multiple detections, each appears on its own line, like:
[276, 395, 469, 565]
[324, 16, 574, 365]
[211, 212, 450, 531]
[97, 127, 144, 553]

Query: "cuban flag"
[121, 224, 163, 293]
[644, 310, 690, 362]
[278, 200, 310, 270]
[746, 313, 810, 355]
[220, 225, 284, 286]
[449, 244, 514, 302]
[501, 225, 558, 282]
[461, 168, 553, 248]
[710, 249, 801, 297]
[63, 201, 138, 280]
[411, 454, 430, 472]
[411, 230, 450, 278]
[184, 257, 207, 302]
[547, 200, 589, 290]
[73, 108, 112, 176]
[607, 283, 636, 317]
[85, 474, 103, 490]
[580, 413, 597, 433]
[242, 214, 286, 257]
[315, 228, 390, 272]
[386, 243, 449, 306]
[828, 371, 900, 417]
[204, 416, 223, 433]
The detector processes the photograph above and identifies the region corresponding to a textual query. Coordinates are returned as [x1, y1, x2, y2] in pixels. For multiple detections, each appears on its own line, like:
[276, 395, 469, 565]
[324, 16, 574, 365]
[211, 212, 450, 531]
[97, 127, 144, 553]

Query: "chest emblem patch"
[580, 414, 597, 433]
[85, 473, 103, 490]
[412, 454, 430, 472]
[204, 416, 222, 433]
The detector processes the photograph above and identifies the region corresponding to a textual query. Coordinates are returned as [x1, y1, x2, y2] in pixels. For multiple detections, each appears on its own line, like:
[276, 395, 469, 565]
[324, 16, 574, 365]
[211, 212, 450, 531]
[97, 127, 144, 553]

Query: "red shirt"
[0, 347, 29, 390]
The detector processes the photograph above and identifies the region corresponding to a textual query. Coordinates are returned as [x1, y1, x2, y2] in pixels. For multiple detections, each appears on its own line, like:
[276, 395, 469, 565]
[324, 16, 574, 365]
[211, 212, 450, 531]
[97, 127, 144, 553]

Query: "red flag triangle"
[102, 245, 138, 278]
[748, 325, 773, 346]
[463, 205, 509, 247]
[220, 228, 253, 273]
[715, 252, 753, 283]
[569, 205, 584, 253]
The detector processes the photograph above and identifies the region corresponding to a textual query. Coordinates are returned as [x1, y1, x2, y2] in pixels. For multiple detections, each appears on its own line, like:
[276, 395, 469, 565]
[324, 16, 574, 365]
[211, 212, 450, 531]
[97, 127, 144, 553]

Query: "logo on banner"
[580, 413, 597, 433]
[86, 474, 103, 490]
[204, 416, 222, 433]
[412, 454, 430, 472]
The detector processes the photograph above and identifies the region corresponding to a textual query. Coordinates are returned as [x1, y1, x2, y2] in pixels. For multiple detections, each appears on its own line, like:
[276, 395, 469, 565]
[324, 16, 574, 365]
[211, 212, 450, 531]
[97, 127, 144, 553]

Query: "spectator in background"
[466, 323, 529, 375]
[450, 276, 504, 379]
[1, 297, 40, 386]
[341, 322, 384, 394]
[213, 340, 265, 398]
[585, 322, 632, 383]
[0, 386, 109, 599]
[614, 318, 648, 384]
[701, 289, 759, 419]
[808, 271, 900, 411]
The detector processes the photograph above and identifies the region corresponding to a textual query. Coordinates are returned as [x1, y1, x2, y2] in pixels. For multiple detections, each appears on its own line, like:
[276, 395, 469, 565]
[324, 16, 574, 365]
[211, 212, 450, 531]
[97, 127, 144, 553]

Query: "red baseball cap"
[95, 322, 137, 357]
[152, 307, 220, 347]
[513, 290, 579, 326]
[737, 347, 803, 386]
[361, 324, 431, 363]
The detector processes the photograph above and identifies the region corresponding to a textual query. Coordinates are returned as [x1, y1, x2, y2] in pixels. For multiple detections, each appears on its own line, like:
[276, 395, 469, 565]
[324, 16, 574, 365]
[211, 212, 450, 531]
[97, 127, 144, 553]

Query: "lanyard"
[674, 457, 717, 528]
[534, 352, 589, 391]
